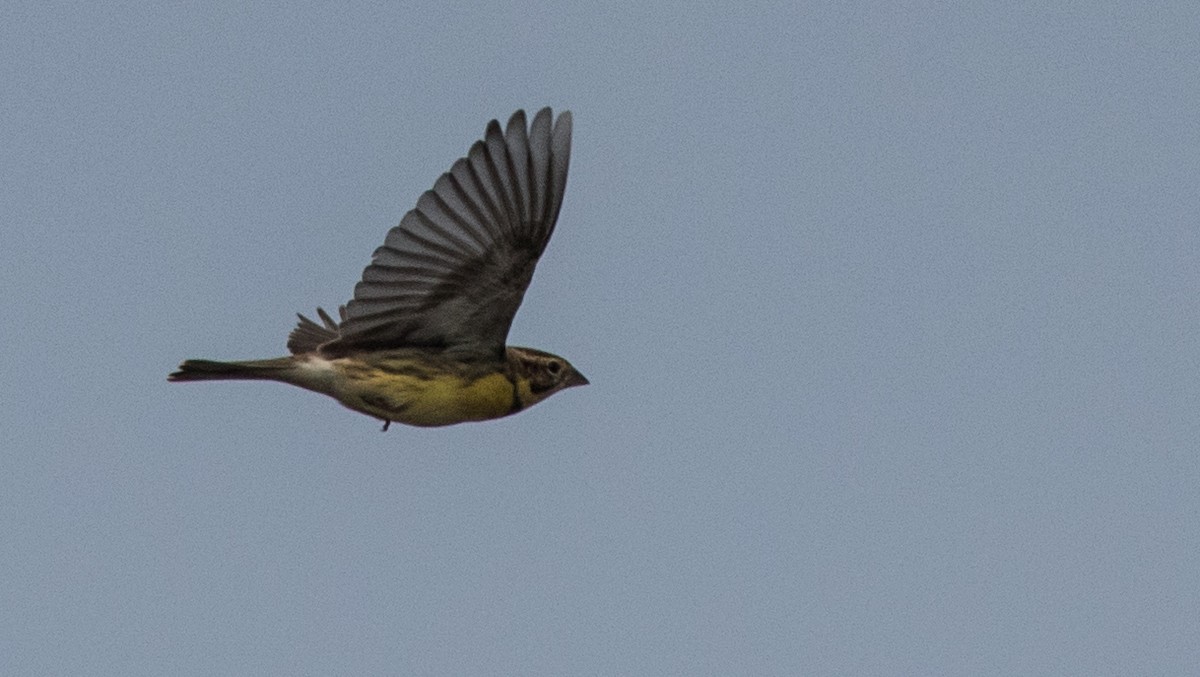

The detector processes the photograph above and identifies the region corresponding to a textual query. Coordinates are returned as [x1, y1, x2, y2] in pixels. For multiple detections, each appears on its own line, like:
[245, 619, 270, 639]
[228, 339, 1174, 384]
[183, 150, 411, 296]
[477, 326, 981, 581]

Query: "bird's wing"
[311, 108, 572, 358]
[287, 306, 345, 354]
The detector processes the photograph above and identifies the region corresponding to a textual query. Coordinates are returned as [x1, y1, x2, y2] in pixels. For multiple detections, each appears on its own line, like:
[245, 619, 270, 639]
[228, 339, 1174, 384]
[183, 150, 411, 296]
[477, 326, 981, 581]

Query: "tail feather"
[168, 358, 294, 382]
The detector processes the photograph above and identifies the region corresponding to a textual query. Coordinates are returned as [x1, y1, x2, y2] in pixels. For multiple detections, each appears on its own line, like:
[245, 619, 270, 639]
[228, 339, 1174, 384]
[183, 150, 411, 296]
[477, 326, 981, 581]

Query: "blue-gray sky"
[4, 2, 1198, 674]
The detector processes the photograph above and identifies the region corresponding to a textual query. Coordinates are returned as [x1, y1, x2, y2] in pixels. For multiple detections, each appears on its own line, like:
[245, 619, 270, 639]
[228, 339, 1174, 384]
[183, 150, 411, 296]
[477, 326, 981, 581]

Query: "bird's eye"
[547, 361, 562, 375]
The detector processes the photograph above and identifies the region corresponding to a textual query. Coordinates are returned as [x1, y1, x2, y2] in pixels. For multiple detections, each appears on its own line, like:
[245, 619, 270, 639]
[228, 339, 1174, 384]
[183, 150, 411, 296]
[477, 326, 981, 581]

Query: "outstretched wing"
[316, 108, 572, 358]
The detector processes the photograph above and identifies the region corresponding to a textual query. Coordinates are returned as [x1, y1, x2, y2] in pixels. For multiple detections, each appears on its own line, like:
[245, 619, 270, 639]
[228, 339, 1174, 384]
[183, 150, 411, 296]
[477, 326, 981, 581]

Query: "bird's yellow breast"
[331, 360, 517, 427]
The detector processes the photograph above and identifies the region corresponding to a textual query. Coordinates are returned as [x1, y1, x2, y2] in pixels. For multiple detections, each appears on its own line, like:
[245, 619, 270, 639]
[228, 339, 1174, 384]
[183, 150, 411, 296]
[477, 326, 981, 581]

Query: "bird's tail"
[168, 357, 295, 383]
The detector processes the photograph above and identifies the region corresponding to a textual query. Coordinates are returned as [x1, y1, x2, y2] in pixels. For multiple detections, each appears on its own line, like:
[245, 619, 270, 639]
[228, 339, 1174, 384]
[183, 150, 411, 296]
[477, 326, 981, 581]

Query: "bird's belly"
[338, 368, 516, 427]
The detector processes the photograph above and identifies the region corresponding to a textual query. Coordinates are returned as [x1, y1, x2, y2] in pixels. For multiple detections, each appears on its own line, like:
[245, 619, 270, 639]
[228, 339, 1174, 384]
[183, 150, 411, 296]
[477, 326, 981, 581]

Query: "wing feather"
[315, 108, 573, 356]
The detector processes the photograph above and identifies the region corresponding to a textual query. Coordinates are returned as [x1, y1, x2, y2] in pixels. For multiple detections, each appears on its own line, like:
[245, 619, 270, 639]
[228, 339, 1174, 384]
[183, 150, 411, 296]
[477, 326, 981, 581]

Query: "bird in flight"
[169, 108, 587, 430]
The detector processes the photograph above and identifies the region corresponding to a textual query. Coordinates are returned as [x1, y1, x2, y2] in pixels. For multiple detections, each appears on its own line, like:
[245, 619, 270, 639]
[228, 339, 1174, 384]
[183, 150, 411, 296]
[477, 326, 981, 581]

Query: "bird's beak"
[566, 370, 589, 388]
